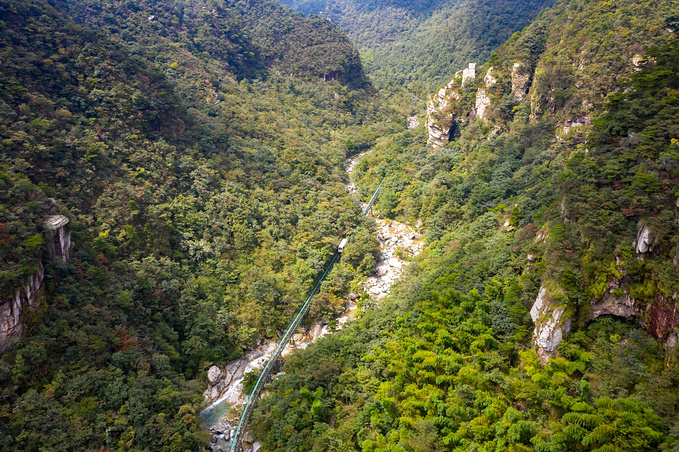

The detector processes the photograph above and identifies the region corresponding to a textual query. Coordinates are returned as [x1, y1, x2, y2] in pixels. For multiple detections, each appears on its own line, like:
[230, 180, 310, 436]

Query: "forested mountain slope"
[251, 0, 679, 450]
[279, 0, 555, 96]
[0, 0, 394, 449]
[2, 0, 678, 450]
[55, 0, 369, 88]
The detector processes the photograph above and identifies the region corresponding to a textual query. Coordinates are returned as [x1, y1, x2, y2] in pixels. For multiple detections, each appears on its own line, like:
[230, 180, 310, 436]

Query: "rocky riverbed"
[202, 153, 422, 452]
[366, 218, 422, 299]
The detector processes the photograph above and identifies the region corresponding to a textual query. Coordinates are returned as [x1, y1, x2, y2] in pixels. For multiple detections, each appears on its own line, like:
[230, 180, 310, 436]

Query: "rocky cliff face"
[0, 264, 44, 352]
[475, 67, 497, 122]
[423, 5, 678, 357]
[44, 215, 73, 262]
[531, 242, 678, 356]
[0, 215, 72, 351]
[426, 79, 460, 147]
[530, 286, 571, 358]
[511, 62, 530, 101]
[425, 62, 503, 145]
[644, 292, 679, 341]
[426, 63, 479, 147]
[588, 278, 638, 320]
[635, 224, 656, 254]
[460, 63, 476, 87]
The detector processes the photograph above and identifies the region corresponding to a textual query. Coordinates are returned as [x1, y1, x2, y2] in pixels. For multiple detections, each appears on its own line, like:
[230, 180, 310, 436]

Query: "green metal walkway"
[227, 176, 384, 452]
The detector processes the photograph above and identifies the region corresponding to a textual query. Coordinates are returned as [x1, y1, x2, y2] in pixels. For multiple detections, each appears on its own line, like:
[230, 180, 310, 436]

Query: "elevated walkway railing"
[228, 176, 385, 452]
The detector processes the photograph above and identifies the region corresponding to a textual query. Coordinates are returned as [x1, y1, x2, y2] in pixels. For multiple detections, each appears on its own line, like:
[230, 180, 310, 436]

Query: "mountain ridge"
[280, 0, 556, 96]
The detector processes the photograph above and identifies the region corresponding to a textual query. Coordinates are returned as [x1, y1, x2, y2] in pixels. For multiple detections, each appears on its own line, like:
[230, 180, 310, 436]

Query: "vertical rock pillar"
[43, 215, 73, 262]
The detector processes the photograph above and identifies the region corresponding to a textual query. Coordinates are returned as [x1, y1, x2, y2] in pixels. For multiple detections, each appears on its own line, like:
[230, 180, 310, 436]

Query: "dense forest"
[1, 0, 678, 450]
[0, 0, 391, 449]
[279, 0, 556, 97]
[250, 0, 679, 451]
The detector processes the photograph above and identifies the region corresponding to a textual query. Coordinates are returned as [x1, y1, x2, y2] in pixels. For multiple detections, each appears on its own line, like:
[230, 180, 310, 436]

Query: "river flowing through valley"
[203, 154, 422, 452]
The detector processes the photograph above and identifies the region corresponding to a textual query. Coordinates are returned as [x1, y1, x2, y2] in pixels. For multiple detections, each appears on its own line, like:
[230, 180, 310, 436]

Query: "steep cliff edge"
[0, 215, 72, 351]
[426, 78, 460, 147]
[44, 215, 73, 263]
[424, 0, 678, 356]
[0, 264, 44, 352]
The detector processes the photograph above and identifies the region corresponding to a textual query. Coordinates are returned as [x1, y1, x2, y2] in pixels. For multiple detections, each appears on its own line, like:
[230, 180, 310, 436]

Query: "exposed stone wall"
[588, 273, 638, 320]
[644, 293, 679, 340]
[426, 80, 459, 147]
[461, 63, 476, 86]
[475, 89, 491, 122]
[483, 67, 497, 87]
[0, 264, 44, 352]
[530, 286, 572, 356]
[511, 62, 530, 100]
[44, 215, 73, 262]
[426, 63, 504, 145]
[474, 67, 497, 122]
[635, 224, 655, 254]
[562, 115, 591, 136]
[0, 215, 73, 351]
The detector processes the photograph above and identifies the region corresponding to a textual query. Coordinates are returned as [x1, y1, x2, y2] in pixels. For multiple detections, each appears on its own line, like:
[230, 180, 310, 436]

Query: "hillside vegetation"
[251, 0, 679, 450]
[0, 0, 394, 449]
[55, 0, 369, 88]
[1, 0, 678, 450]
[279, 0, 555, 97]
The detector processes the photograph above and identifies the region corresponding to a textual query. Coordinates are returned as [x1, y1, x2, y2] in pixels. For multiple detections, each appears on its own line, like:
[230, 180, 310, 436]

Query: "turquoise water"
[201, 400, 231, 428]
[202, 402, 234, 450]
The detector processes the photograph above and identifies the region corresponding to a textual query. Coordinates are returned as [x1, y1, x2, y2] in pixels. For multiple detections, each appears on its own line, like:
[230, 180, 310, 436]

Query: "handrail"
[362, 176, 385, 215]
[228, 251, 340, 452]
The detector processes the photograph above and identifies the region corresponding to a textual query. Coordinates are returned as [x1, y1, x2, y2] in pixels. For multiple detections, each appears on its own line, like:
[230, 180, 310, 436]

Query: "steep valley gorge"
[0, 0, 678, 451]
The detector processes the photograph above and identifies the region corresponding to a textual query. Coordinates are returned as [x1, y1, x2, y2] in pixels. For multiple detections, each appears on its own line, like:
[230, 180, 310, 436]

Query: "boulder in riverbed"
[207, 365, 223, 386]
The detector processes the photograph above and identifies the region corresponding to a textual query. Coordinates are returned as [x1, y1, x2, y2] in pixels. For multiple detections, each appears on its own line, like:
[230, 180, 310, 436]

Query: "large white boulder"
[530, 286, 572, 353]
[207, 365, 223, 386]
[636, 225, 654, 254]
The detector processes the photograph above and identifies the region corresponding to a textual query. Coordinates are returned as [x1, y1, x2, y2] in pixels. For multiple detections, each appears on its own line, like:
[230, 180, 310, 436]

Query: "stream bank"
[202, 154, 422, 452]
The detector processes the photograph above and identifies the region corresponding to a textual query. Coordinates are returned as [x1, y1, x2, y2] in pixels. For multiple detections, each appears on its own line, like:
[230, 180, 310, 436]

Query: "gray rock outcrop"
[0, 215, 75, 351]
[426, 80, 459, 147]
[0, 264, 44, 352]
[511, 62, 530, 101]
[460, 63, 476, 86]
[588, 277, 638, 320]
[207, 365, 223, 386]
[562, 115, 591, 135]
[530, 286, 572, 355]
[636, 224, 655, 254]
[643, 292, 679, 340]
[203, 341, 277, 406]
[483, 67, 497, 88]
[475, 89, 491, 122]
[477, 68, 497, 121]
[44, 215, 73, 262]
